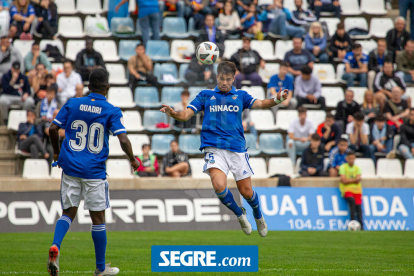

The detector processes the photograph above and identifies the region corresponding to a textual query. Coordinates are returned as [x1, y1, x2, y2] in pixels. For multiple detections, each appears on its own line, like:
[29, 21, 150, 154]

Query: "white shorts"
[60, 172, 110, 211]
[202, 147, 254, 181]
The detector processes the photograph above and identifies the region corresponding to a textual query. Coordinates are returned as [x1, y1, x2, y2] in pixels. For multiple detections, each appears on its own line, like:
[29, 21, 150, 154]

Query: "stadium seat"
[57, 17, 84, 38]
[321, 87, 345, 108]
[361, 0, 386, 15]
[245, 133, 261, 156]
[189, 86, 207, 102]
[258, 0, 273, 5]
[128, 134, 150, 155]
[106, 160, 134, 179]
[188, 17, 199, 37]
[179, 135, 201, 154]
[249, 158, 267, 178]
[55, 0, 77, 14]
[319, 18, 341, 37]
[178, 63, 189, 83]
[106, 64, 128, 85]
[143, 110, 171, 131]
[65, 40, 85, 60]
[39, 39, 64, 56]
[122, 111, 144, 132]
[250, 110, 277, 130]
[50, 166, 62, 179]
[119, 40, 140, 61]
[336, 63, 346, 84]
[77, 0, 103, 14]
[134, 87, 161, 108]
[339, 0, 362, 15]
[348, 87, 367, 105]
[93, 40, 119, 62]
[251, 40, 275, 60]
[307, 110, 326, 127]
[405, 88, 414, 107]
[107, 87, 135, 108]
[283, 0, 308, 10]
[7, 110, 26, 131]
[170, 40, 195, 63]
[51, 63, 63, 72]
[242, 86, 265, 100]
[258, 63, 280, 84]
[189, 158, 209, 179]
[223, 40, 242, 59]
[84, 16, 111, 37]
[268, 157, 295, 178]
[313, 64, 337, 84]
[13, 40, 34, 60]
[377, 159, 403, 179]
[275, 40, 293, 60]
[154, 63, 180, 85]
[152, 134, 176, 155]
[369, 18, 394, 38]
[161, 17, 190, 38]
[404, 159, 414, 178]
[259, 133, 286, 155]
[355, 39, 378, 55]
[161, 87, 184, 105]
[344, 17, 370, 39]
[108, 136, 124, 156]
[275, 110, 299, 131]
[146, 40, 171, 61]
[111, 17, 135, 38]
[22, 159, 50, 179]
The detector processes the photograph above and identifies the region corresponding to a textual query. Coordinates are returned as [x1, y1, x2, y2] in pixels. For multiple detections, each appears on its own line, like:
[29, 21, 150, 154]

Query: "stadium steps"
[0, 161, 16, 176]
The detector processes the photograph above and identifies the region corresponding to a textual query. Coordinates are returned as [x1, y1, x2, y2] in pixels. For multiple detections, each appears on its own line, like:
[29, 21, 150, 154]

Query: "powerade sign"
[151, 246, 258, 272]
[243, 188, 414, 231]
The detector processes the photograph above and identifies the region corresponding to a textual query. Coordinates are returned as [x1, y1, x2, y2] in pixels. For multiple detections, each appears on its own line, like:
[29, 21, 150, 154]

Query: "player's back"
[53, 93, 126, 179]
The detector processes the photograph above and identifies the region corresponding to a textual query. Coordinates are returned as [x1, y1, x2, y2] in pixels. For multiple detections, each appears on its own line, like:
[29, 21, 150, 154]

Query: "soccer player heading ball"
[161, 61, 288, 236]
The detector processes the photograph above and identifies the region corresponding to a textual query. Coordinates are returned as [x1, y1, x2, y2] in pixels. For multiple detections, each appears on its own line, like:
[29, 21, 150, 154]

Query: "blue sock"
[216, 188, 243, 217]
[92, 224, 107, 272]
[247, 190, 262, 219]
[52, 215, 72, 250]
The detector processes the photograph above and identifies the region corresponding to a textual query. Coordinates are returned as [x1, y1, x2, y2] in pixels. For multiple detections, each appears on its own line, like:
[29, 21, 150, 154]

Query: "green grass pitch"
[0, 231, 413, 275]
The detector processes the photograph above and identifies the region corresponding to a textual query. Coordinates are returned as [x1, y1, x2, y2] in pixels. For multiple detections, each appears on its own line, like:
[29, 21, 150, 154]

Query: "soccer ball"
[196, 42, 219, 64]
[347, 220, 361, 231]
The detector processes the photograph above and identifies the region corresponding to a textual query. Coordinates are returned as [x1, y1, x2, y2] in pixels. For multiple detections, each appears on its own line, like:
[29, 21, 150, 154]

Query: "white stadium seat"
[57, 17, 84, 38]
[339, 0, 362, 15]
[55, 0, 77, 14]
[23, 159, 50, 179]
[249, 158, 268, 179]
[107, 64, 128, 85]
[275, 110, 299, 131]
[361, 0, 386, 15]
[128, 134, 150, 156]
[250, 110, 277, 130]
[107, 87, 135, 108]
[405, 88, 414, 107]
[258, 0, 273, 5]
[106, 160, 134, 179]
[77, 0, 103, 14]
[52, 63, 63, 71]
[369, 18, 394, 38]
[283, 0, 308, 10]
[189, 158, 209, 179]
[84, 16, 111, 38]
[336, 63, 345, 83]
[295, 158, 301, 174]
[322, 87, 344, 108]
[313, 64, 337, 84]
[7, 110, 26, 131]
[258, 63, 280, 83]
[13, 40, 34, 60]
[223, 40, 242, 59]
[320, 18, 341, 37]
[344, 17, 370, 39]
[275, 40, 293, 60]
[93, 40, 119, 62]
[355, 40, 378, 55]
[348, 87, 367, 105]
[39, 39, 65, 56]
[377, 159, 403, 179]
[122, 111, 144, 132]
[50, 166, 62, 179]
[242, 86, 265, 100]
[404, 159, 414, 178]
[170, 40, 195, 63]
[108, 136, 124, 156]
[65, 40, 85, 60]
[268, 158, 295, 178]
[307, 111, 326, 127]
[251, 40, 275, 60]
[354, 158, 376, 178]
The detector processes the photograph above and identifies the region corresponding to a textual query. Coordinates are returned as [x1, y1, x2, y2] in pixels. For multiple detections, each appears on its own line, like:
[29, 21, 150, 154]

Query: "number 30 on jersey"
[69, 120, 104, 154]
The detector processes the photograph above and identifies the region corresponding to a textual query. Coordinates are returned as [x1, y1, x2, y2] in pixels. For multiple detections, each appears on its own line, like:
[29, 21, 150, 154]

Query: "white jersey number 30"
[69, 120, 104, 154]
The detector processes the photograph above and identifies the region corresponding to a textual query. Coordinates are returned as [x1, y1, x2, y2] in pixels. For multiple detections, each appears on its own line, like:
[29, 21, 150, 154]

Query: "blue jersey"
[267, 74, 294, 98]
[53, 93, 126, 179]
[343, 52, 369, 69]
[188, 86, 256, 153]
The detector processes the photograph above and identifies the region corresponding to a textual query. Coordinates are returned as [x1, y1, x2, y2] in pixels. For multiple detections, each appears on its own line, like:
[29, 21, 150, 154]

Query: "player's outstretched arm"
[159, 104, 195, 122]
[117, 133, 140, 171]
[49, 123, 61, 162]
[251, 88, 288, 109]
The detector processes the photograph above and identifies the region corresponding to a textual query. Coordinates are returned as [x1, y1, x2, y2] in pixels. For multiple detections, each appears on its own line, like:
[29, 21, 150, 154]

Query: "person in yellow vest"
[135, 144, 159, 177]
[339, 151, 364, 229]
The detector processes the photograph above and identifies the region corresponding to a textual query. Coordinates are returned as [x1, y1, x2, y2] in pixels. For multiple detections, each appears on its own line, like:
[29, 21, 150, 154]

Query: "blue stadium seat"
[143, 110, 171, 132]
[152, 134, 176, 155]
[119, 40, 140, 61]
[161, 87, 184, 105]
[111, 17, 135, 38]
[135, 19, 153, 37]
[153, 63, 179, 84]
[245, 134, 261, 156]
[179, 134, 201, 154]
[178, 63, 189, 83]
[188, 86, 207, 102]
[146, 40, 171, 61]
[188, 17, 199, 37]
[134, 87, 161, 108]
[259, 133, 286, 155]
[161, 17, 190, 38]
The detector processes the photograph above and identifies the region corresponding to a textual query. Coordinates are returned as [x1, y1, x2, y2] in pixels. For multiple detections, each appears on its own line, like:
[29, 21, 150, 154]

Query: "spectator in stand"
[240, 3, 264, 40]
[209, 0, 224, 17]
[386, 17, 410, 60]
[335, 89, 361, 132]
[9, 0, 35, 39]
[218, 2, 241, 35]
[74, 39, 106, 82]
[56, 60, 82, 106]
[230, 37, 265, 89]
[291, 0, 316, 27]
[309, 0, 340, 19]
[159, 0, 185, 18]
[198, 14, 225, 57]
[328, 138, 350, 177]
[360, 89, 380, 125]
[305, 21, 328, 63]
[235, 0, 255, 17]
[242, 109, 258, 139]
[384, 86, 409, 130]
[396, 40, 414, 84]
[346, 112, 376, 162]
[0, 36, 23, 80]
[374, 60, 408, 110]
[184, 0, 212, 24]
[128, 44, 159, 93]
[329, 22, 353, 61]
[284, 37, 314, 78]
[368, 39, 393, 91]
[369, 114, 394, 155]
[34, 0, 57, 39]
[267, 0, 305, 38]
[185, 53, 216, 87]
[300, 134, 327, 177]
[163, 140, 191, 177]
[287, 107, 315, 165]
[0, 0, 9, 10]
[0, 62, 33, 123]
[24, 42, 52, 74]
[342, 44, 368, 88]
[317, 113, 341, 152]
[398, 108, 414, 159]
[35, 85, 57, 126]
[173, 89, 197, 131]
[295, 65, 326, 110]
[28, 63, 48, 103]
[135, 144, 159, 177]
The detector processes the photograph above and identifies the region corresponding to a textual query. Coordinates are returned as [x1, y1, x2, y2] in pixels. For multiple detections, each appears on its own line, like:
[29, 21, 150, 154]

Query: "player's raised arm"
[251, 88, 289, 109]
[117, 133, 140, 170]
[160, 104, 195, 121]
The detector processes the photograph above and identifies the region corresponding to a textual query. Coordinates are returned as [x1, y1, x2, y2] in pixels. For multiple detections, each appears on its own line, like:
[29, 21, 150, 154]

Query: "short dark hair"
[46, 86, 56, 93]
[63, 60, 73, 66]
[142, 143, 150, 150]
[136, 43, 144, 49]
[384, 57, 394, 64]
[311, 133, 321, 141]
[411, 108, 414, 112]
[375, 114, 386, 122]
[280, 61, 289, 68]
[181, 90, 190, 97]
[301, 65, 312, 75]
[354, 112, 364, 121]
[89, 68, 109, 93]
[32, 42, 40, 47]
[205, 13, 214, 19]
[337, 22, 345, 30]
[347, 150, 356, 157]
[339, 138, 348, 144]
[242, 36, 252, 42]
[170, 140, 178, 145]
[352, 44, 362, 50]
[298, 106, 307, 113]
[45, 73, 53, 80]
[217, 61, 237, 77]
[326, 113, 334, 120]
[27, 109, 35, 116]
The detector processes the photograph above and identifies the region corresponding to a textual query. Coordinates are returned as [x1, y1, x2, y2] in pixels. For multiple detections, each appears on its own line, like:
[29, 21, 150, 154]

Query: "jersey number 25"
[69, 120, 104, 154]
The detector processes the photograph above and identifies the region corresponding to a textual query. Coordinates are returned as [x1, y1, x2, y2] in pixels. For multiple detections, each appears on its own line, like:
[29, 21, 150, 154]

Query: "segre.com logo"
[151, 245, 258, 272]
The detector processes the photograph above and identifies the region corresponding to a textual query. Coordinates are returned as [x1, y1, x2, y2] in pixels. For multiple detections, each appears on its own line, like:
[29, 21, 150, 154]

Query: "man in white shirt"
[286, 107, 316, 165]
[346, 112, 376, 162]
[56, 60, 82, 105]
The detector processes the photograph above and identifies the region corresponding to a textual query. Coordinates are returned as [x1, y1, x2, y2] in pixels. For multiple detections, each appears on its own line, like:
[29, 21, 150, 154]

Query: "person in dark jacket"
[316, 113, 341, 152]
[291, 0, 316, 27]
[369, 114, 394, 154]
[398, 108, 414, 159]
[329, 23, 353, 60]
[34, 0, 57, 39]
[308, 0, 340, 19]
[74, 39, 106, 82]
[197, 14, 225, 58]
[386, 17, 410, 60]
[162, 140, 191, 177]
[300, 134, 328, 177]
[184, 53, 217, 86]
[368, 39, 393, 90]
[335, 89, 361, 133]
